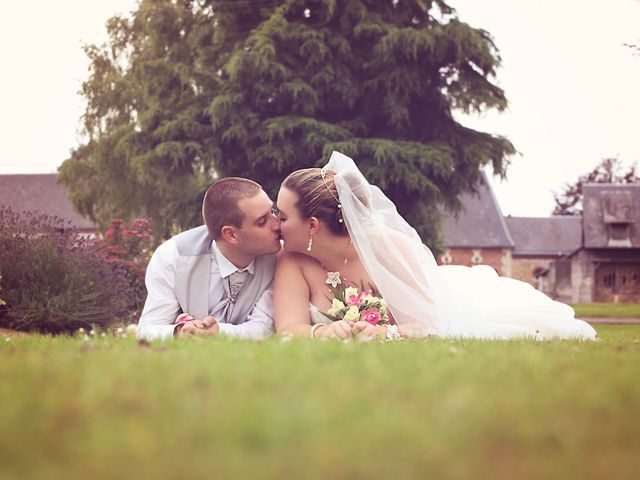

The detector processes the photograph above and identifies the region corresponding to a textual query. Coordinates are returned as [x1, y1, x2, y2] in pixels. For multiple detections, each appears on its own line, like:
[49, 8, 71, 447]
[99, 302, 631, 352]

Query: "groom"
[136, 177, 281, 341]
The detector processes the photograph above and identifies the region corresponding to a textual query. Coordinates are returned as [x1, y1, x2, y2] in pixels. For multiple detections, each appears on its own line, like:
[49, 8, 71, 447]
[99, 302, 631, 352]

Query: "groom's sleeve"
[136, 239, 182, 342]
[217, 284, 275, 340]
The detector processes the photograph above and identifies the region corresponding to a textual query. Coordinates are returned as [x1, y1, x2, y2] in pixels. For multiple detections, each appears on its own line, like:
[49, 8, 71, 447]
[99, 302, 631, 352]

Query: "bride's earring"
[307, 234, 313, 252]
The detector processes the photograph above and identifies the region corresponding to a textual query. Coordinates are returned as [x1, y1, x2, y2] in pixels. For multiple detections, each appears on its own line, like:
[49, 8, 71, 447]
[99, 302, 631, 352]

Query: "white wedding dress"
[323, 151, 597, 341]
[309, 303, 331, 326]
[425, 264, 596, 340]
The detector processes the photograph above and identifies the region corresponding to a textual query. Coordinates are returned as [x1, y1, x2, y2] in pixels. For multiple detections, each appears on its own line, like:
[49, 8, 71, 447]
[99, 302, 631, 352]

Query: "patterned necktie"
[228, 270, 249, 304]
[210, 269, 249, 323]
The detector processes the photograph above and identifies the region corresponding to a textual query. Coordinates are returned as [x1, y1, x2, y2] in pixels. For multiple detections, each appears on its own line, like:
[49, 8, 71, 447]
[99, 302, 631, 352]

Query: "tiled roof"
[505, 216, 582, 256]
[583, 183, 640, 248]
[0, 174, 97, 230]
[441, 171, 514, 248]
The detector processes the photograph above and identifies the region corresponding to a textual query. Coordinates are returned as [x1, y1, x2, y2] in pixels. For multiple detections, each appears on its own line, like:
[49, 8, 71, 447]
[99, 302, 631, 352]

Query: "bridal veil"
[326, 151, 597, 340]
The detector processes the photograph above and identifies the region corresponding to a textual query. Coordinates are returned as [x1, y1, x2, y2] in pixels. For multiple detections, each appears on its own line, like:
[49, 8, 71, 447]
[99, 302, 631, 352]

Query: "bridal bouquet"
[322, 272, 393, 325]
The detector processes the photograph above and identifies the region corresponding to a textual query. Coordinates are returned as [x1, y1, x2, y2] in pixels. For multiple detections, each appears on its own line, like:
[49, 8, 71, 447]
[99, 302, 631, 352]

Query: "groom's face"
[234, 190, 281, 256]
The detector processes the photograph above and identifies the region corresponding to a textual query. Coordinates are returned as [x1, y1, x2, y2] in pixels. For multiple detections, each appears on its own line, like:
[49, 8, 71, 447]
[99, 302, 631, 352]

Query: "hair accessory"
[320, 167, 342, 207]
[320, 168, 345, 229]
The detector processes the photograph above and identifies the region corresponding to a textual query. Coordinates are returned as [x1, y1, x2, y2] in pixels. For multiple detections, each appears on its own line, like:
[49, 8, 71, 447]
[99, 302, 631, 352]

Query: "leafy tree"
[60, 0, 514, 245]
[552, 157, 638, 216]
[59, 0, 228, 239]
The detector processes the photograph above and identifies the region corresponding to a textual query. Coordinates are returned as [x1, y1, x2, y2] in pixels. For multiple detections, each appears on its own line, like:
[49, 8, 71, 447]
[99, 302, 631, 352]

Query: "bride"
[273, 151, 597, 341]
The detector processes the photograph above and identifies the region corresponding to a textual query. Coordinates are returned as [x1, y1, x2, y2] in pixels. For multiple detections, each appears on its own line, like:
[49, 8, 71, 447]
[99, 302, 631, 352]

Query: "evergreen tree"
[552, 157, 638, 216]
[61, 0, 514, 244]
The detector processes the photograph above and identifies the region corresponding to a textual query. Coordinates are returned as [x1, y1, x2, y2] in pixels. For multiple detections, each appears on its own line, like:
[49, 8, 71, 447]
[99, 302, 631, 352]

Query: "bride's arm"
[273, 253, 315, 336]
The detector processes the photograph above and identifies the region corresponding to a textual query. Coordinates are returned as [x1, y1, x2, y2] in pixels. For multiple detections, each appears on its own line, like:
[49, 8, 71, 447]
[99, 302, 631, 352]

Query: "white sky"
[1, 0, 639, 217]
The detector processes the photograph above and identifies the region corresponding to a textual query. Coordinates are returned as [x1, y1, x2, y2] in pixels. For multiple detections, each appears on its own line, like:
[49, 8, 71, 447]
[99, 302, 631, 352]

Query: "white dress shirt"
[137, 238, 275, 341]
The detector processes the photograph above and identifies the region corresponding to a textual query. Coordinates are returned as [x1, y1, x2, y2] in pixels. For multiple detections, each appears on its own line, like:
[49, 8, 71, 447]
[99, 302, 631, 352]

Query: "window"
[439, 249, 453, 265]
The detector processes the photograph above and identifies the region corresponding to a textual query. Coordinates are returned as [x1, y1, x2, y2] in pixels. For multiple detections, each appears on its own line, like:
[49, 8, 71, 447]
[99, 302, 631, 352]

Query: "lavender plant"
[0, 207, 135, 333]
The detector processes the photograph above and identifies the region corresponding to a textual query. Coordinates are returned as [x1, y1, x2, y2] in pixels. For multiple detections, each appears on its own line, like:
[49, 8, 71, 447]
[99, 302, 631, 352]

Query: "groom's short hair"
[202, 177, 262, 240]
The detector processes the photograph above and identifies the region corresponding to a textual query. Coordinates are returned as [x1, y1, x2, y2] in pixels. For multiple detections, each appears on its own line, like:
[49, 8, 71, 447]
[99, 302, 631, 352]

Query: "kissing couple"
[137, 152, 596, 342]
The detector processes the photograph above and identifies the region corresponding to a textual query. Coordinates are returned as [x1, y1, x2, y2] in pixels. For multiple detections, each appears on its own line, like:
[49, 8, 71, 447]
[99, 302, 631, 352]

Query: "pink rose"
[360, 309, 381, 325]
[347, 293, 361, 306]
[348, 291, 370, 306]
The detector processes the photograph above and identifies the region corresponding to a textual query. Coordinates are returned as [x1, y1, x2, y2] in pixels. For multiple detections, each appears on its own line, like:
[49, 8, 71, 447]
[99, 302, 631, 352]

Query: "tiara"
[320, 166, 343, 223]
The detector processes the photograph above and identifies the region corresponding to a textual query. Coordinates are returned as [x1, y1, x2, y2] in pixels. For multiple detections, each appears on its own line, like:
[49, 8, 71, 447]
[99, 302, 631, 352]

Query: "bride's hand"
[352, 321, 387, 342]
[317, 320, 354, 340]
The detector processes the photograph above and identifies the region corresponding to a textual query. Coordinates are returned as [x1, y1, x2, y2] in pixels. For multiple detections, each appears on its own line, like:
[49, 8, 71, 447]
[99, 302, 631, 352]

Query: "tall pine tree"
[60, 0, 514, 244]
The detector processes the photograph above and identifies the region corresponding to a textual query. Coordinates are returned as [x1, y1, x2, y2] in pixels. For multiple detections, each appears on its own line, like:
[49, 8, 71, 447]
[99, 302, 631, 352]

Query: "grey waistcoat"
[173, 225, 276, 323]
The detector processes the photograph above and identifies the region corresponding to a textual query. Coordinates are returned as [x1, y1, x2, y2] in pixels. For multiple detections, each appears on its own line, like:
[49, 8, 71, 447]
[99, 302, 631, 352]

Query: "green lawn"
[572, 303, 640, 318]
[1, 326, 639, 480]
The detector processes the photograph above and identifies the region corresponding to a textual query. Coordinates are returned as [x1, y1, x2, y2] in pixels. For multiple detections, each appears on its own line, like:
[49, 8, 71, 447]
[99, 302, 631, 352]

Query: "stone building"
[440, 172, 514, 276]
[441, 177, 640, 303]
[571, 184, 640, 303]
[505, 216, 582, 297]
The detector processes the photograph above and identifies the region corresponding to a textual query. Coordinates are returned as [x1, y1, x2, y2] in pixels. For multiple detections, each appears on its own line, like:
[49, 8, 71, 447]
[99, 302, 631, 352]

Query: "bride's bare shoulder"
[276, 250, 321, 270]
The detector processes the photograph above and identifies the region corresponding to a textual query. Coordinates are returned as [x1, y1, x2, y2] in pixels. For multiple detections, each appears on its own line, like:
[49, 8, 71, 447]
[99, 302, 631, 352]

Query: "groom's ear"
[220, 225, 238, 244]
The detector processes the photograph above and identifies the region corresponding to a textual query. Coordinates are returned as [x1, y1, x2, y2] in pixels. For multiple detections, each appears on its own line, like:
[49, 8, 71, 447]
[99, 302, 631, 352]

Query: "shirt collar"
[212, 241, 255, 278]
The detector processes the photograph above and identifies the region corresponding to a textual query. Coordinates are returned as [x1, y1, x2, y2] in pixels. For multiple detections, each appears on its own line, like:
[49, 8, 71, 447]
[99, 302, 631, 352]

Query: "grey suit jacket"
[137, 225, 276, 341]
[174, 225, 276, 323]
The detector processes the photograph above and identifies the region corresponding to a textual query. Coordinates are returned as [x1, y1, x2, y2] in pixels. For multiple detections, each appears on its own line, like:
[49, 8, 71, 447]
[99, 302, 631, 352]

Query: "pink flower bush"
[99, 217, 154, 319]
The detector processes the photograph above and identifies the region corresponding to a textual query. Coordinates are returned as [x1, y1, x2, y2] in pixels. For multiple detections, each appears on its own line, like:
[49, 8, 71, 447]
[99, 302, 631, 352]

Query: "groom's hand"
[177, 316, 219, 337]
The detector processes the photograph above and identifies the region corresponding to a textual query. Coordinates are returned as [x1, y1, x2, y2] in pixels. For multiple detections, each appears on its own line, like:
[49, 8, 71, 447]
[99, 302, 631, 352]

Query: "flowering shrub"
[0, 207, 135, 333]
[103, 218, 153, 268]
[99, 218, 154, 317]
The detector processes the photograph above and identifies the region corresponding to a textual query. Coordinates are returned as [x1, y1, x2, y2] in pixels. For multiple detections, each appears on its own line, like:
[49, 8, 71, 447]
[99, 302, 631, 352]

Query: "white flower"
[78, 327, 85, 334]
[126, 324, 138, 335]
[343, 305, 360, 322]
[89, 329, 96, 336]
[327, 298, 346, 316]
[116, 327, 124, 334]
[379, 299, 387, 313]
[344, 287, 358, 299]
[325, 272, 342, 288]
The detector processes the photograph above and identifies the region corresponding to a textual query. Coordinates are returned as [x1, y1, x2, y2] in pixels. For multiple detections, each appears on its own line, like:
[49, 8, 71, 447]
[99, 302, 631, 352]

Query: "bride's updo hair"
[282, 168, 348, 236]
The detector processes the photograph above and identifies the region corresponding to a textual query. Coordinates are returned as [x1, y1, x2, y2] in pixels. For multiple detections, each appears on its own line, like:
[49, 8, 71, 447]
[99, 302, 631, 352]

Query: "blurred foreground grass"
[1, 325, 639, 480]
